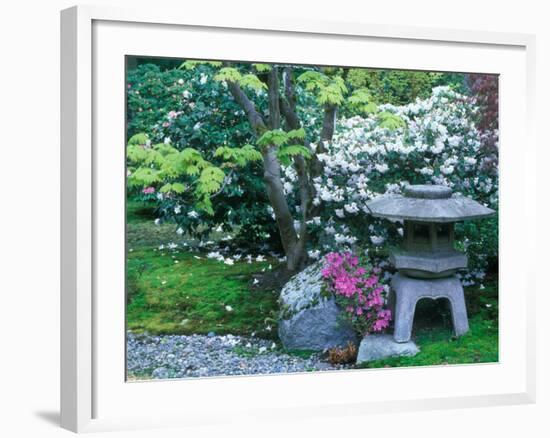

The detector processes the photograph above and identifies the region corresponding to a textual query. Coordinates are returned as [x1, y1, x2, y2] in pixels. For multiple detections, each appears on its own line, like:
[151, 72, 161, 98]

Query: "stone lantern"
[366, 184, 495, 343]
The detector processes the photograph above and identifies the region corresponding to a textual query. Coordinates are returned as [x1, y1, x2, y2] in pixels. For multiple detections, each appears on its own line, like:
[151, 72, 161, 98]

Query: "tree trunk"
[227, 68, 307, 271]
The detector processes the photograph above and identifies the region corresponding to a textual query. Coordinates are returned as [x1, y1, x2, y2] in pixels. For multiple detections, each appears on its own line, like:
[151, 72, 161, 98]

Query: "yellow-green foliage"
[297, 70, 348, 105]
[256, 128, 311, 165]
[347, 88, 378, 114]
[127, 133, 263, 215]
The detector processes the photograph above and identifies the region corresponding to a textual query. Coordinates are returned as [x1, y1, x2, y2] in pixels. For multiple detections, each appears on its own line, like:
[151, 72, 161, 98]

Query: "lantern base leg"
[390, 273, 469, 343]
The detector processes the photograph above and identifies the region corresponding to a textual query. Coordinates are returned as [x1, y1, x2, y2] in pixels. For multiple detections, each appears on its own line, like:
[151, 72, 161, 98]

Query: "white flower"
[188, 210, 199, 219]
[308, 250, 321, 259]
[182, 90, 191, 99]
[164, 137, 171, 144]
[245, 342, 252, 348]
[193, 122, 202, 131]
[375, 163, 389, 173]
[370, 235, 385, 246]
[335, 209, 345, 218]
[253, 278, 259, 285]
[176, 227, 184, 235]
[258, 346, 267, 354]
[312, 216, 321, 225]
[224, 258, 234, 265]
[225, 305, 233, 312]
[271, 342, 276, 350]
[440, 164, 455, 175]
[344, 202, 359, 214]
[199, 74, 208, 84]
[419, 167, 434, 176]
[325, 225, 336, 235]
[167, 242, 178, 249]
[464, 157, 477, 166]
[177, 78, 184, 85]
[154, 218, 161, 226]
[174, 205, 181, 215]
[430, 140, 444, 154]
[255, 255, 266, 262]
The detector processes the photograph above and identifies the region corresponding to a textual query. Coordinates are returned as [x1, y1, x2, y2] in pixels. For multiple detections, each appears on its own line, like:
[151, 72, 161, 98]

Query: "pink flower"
[142, 186, 155, 195]
[322, 252, 392, 335]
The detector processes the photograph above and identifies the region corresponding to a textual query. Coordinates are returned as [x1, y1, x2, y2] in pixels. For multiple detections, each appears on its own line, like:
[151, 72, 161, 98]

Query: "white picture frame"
[60, 4, 537, 433]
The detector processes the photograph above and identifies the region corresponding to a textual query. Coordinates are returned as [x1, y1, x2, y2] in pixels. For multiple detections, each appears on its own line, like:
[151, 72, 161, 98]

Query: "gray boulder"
[278, 261, 357, 351]
[356, 334, 419, 364]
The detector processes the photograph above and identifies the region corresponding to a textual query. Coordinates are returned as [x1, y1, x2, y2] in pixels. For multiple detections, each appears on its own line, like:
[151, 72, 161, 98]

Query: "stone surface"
[404, 184, 452, 199]
[366, 184, 495, 223]
[356, 334, 419, 363]
[390, 249, 467, 278]
[127, 332, 354, 379]
[278, 261, 357, 351]
[389, 273, 469, 343]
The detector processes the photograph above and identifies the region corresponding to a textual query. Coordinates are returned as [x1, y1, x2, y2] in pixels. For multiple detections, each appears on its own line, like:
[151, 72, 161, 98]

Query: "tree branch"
[268, 67, 281, 129]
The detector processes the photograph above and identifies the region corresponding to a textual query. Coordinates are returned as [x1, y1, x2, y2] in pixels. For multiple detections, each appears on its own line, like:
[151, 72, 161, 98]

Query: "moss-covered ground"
[126, 199, 498, 367]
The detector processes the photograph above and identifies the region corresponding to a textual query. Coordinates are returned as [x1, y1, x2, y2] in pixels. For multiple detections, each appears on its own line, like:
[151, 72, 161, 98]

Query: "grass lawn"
[126, 199, 498, 367]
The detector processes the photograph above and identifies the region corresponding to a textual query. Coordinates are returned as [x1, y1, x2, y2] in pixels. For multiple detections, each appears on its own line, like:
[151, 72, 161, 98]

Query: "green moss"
[126, 201, 280, 338]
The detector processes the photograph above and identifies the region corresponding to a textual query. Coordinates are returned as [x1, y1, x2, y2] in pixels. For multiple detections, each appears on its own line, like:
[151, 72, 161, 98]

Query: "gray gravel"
[127, 332, 350, 379]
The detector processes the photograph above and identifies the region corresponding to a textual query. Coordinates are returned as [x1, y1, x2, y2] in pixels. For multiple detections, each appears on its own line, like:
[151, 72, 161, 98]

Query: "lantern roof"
[366, 184, 495, 223]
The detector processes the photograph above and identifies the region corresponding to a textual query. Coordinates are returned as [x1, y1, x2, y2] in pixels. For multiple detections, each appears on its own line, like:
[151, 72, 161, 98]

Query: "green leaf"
[377, 111, 406, 131]
[277, 145, 312, 160]
[171, 182, 186, 193]
[127, 133, 149, 146]
[185, 164, 200, 176]
[127, 144, 150, 163]
[253, 63, 272, 72]
[364, 102, 378, 114]
[239, 74, 267, 91]
[297, 70, 347, 106]
[196, 196, 214, 215]
[128, 167, 160, 186]
[348, 88, 372, 105]
[196, 166, 225, 194]
[257, 129, 289, 147]
[180, 148, 203, 163]
[286, 128, 306, 140]
[180, 60, 222, 70]
[214, 67, 242, 83]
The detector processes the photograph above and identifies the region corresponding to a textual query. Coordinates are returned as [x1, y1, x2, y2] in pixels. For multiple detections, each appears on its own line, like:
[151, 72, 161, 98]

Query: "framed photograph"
[61, 4, 536, 433]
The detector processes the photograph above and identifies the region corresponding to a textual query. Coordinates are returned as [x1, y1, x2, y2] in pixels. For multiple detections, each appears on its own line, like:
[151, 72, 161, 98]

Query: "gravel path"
[127, 332, 350, 379]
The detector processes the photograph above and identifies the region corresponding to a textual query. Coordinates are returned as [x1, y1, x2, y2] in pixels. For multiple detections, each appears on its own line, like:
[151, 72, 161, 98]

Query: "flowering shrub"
[127, 63, 281, 249]
[284, 86, 498, 283]
[321, 252, 392, 335]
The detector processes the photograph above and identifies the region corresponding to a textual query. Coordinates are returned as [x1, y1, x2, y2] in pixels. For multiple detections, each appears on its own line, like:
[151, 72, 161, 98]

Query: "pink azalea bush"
[321, 252, 392, 336]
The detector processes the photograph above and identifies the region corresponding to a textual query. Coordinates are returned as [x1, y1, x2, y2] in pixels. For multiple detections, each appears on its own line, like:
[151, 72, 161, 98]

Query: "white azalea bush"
[283, 86, 498, 284]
